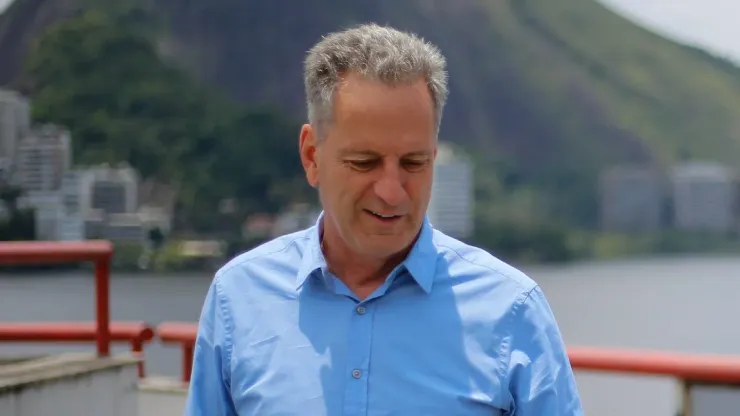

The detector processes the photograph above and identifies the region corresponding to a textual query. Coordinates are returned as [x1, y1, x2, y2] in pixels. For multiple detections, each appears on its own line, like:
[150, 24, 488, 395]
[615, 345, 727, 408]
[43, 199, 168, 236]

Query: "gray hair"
[304, 23, 448, 139]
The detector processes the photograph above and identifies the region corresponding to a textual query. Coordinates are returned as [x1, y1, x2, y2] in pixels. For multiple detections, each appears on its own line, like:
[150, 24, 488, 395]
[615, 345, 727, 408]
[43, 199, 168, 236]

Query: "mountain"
[2, 0, 740, 228]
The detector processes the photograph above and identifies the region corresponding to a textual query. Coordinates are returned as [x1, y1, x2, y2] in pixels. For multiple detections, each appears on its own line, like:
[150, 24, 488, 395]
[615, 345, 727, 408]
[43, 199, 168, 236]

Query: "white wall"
[138, 377, 188, 416]
[0, 353, 140, 416]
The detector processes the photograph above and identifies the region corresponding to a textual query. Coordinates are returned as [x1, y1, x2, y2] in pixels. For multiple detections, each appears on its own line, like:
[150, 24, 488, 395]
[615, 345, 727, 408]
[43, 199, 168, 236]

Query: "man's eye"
[403, 160, 427, 171]
[348, 160, 377, 171]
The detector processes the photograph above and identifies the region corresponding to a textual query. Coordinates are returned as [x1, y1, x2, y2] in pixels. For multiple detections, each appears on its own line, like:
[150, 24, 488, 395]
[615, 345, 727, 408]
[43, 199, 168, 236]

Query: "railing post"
[679, 379, 692, 416]
[131, 339, 146, 378]
[155, 322, 199, 383]
[94, 255, 111, 357]
[183, 343, 194, 383]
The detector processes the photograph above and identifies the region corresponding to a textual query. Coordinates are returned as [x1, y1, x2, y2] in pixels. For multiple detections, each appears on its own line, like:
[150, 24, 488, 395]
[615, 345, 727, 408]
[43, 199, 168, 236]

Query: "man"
[185, 23, 583, 415]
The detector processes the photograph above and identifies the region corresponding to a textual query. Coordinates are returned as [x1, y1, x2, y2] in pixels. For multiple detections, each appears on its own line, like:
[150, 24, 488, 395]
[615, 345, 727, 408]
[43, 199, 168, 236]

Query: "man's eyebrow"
[403, 151, 433, 158]
[338, 149, 433, 158]
[338, 149, 380, 158]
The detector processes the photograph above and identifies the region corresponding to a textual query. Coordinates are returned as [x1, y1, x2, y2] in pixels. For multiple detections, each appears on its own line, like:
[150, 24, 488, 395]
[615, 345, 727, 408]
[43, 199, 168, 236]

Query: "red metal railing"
[570, 346, 740, 414]
[156, 322, 740, 385]
[569, 346, 740, 384]
[155, 322, 740, 414]
[0, 240, 114, 357]
[157, 322, 198, 383]
[0, 241, 158, 376]
[0, 321, 155, 377]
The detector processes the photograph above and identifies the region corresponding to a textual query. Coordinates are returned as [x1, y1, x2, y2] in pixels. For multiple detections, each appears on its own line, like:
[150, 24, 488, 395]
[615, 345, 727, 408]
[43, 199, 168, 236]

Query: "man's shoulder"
[431, 230, 561, 338]
[431, 229, 538, 299]
[213, 228, 313, 287]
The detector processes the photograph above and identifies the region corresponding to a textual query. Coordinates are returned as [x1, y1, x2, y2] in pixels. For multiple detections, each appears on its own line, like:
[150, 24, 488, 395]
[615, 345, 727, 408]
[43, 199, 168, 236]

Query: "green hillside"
[1, 0, 740, 260]
[3, 0, 740, 166]
[512, 0, 740, 163]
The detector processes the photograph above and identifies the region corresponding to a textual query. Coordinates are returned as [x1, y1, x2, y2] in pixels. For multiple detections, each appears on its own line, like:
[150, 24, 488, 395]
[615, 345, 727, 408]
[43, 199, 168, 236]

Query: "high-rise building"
[15, 124, 71, 192]
[58, 171, 85, 240]
[82, 163, 139, 215]
[80, 163, 142, 240]
[427, 142, 474, 239]
[599, 165, 664, 231]
[0, 89, 31, 178]
[17, 171, 86, 241]
[671, 161, 738, 232]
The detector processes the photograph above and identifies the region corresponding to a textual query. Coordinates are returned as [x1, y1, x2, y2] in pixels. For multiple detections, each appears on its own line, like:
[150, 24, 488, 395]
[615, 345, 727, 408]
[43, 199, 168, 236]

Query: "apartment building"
[671, 161, 738, 233]
[427, 142, 474, 239]
[0, 89, 31, 179]
[14, 124, 71, 192]
[599, 165, 664, 231]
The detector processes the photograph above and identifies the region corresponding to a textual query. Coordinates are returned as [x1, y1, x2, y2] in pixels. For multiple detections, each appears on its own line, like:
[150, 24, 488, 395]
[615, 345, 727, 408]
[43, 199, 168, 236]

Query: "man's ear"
[299, 124, 320, 188]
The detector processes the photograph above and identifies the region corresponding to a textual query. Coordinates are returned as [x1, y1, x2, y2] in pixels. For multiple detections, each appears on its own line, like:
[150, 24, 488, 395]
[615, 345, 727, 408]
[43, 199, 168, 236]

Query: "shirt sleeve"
[506, 285, 584, 415]
[184, 277, 237, 416]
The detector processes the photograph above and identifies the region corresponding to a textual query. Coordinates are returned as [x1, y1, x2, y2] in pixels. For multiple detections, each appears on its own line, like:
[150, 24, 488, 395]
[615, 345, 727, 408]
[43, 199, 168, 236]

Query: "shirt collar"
[296, 212, 328, 290]
[296, 211, 438, 293]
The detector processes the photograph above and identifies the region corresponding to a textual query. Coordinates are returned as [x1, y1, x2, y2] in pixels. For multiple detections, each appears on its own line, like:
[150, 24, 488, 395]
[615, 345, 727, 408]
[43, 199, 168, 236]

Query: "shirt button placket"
[343, 302, 373, 415]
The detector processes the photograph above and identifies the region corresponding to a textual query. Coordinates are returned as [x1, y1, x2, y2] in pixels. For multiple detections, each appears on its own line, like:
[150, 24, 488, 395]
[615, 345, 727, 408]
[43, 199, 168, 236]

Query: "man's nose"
[373, 171, 407, 207]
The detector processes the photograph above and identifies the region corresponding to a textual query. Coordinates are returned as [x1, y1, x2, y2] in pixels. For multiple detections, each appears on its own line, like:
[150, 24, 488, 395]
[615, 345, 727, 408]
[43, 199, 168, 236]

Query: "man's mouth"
[364, 209, 402, 222]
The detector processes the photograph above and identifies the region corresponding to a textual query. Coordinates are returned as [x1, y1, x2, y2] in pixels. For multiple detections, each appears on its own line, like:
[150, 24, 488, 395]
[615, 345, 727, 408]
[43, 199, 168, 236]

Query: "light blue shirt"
[185, 214, 583, 415]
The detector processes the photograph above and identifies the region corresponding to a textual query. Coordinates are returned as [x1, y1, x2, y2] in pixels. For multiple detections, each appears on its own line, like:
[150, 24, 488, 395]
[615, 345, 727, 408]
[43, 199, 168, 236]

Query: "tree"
[0, 184, 35, 241]
[24, 9, 310, 232]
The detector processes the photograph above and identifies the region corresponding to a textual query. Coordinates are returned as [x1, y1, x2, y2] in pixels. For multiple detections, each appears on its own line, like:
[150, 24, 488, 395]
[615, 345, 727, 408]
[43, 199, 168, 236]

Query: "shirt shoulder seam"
[435, 242, 534, 298]
[497, 284, 540, 409]
[436, 240, 540, 405]
[213, 275, 234, 386]
[216, 235, 310, 277]
[210, 234, 309, 385]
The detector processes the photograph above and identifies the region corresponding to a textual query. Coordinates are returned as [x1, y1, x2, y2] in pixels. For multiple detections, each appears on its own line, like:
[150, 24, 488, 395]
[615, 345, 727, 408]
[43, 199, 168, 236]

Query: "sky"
[0, 0, 738, 62]
[598, 0, 740, 62]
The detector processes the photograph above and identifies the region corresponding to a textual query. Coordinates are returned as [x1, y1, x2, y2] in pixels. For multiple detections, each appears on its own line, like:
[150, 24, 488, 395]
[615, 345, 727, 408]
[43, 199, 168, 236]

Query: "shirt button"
[351, 369, 362, 379]
[356, 306, 366, 315]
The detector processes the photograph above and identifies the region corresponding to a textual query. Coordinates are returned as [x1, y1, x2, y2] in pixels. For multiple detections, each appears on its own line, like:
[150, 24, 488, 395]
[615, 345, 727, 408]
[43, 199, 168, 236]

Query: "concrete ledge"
[139, 376, 188, 395]
[0, 352, 141, 393]
[138, 376, 188, 416]
[0, 356, 44, 366]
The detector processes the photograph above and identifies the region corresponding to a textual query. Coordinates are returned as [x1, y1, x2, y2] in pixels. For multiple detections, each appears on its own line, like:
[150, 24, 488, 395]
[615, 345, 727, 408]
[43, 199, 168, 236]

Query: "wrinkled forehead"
[333, 72, 434, 118]
[322, 74, 436, 153]
[325, 119, 436, 157]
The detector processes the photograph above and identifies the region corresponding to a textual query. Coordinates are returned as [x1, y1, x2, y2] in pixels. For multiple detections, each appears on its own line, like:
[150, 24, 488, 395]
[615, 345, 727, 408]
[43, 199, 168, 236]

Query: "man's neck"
[320, 228, 412, 299]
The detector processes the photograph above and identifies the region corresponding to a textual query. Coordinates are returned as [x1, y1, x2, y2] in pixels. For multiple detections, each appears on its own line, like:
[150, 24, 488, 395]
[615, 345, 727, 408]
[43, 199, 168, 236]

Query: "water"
[529, 255, 740, 415]
[1, 255, 739, 415]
